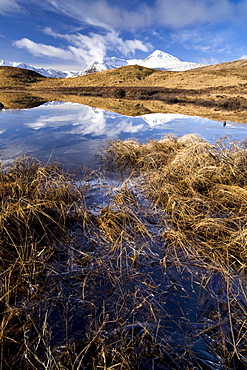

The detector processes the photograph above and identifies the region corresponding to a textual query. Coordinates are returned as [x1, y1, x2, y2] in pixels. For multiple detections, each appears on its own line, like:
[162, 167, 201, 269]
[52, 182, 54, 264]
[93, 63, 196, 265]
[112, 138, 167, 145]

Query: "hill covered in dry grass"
[1, 60, 247, 122]
[0, 66, 45, 89]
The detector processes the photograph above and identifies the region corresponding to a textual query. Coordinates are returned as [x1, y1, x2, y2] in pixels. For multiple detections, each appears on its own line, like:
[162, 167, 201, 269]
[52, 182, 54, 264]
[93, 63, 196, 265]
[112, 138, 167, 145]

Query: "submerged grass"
[1, 135, 247, 369]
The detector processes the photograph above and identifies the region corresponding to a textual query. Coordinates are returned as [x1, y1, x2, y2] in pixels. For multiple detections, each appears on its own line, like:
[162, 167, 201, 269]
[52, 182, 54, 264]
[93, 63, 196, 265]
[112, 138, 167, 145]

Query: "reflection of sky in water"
[0, 101, 247, 169]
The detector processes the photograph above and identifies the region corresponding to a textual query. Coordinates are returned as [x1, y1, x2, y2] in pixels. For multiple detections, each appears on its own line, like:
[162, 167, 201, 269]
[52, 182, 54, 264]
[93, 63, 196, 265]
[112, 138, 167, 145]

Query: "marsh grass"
[0, 156, 89, 369]
[2, 135, 247, 369]
[101, 134, 247, 368]
[102, 134, 247, 267]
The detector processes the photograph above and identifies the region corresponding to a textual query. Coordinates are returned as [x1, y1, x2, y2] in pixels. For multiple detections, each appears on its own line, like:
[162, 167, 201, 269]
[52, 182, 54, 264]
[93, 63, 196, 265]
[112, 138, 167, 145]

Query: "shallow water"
[1, 101, 247, 169]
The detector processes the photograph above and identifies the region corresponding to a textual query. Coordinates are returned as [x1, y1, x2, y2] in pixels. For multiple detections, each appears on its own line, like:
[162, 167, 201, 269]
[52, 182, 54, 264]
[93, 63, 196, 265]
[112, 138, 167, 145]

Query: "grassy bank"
[1, 136, 247, 369]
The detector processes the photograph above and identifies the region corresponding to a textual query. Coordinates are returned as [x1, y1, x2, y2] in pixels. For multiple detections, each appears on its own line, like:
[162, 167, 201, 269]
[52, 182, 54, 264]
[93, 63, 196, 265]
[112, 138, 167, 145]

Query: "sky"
[1, 0, 247, 71]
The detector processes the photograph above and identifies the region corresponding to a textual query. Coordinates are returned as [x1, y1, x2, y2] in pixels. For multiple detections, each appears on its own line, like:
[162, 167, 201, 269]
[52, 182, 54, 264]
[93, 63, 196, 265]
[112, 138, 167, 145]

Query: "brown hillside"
[30, 59, 247, 90]
[0, 66, 46, 89]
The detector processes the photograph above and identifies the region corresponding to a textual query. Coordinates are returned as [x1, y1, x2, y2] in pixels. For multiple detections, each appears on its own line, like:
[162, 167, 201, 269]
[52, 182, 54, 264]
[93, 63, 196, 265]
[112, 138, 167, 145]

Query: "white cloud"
[197, 57, 220, 65]
[14, 29, 150, 69]
[44, 0, 153, 31]
[14, 38, 74, 60]
[0, 0, 22, 14]
[43, 0, 243, 31]
[44, 27, 149, 57]
[3, 0, 247, 31]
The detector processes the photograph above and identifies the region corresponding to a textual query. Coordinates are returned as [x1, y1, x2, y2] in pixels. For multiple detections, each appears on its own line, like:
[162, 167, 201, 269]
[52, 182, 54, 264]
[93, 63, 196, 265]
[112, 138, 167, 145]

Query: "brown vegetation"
[1, 134, 247, 369]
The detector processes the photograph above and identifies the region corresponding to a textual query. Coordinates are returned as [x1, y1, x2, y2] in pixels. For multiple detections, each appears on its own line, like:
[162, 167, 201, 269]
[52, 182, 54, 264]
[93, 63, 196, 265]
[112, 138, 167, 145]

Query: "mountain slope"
[0, 66, 46, 89]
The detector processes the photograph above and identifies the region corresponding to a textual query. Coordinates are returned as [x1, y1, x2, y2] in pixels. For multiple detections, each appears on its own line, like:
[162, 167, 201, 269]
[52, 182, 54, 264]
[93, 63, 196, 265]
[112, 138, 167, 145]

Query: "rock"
[0, 102, 4, 110]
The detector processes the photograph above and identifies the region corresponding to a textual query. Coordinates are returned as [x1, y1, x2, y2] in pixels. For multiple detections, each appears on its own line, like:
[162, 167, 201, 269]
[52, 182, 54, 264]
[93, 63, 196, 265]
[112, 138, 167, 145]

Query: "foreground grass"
[103, 134, 247, 270]
[1, 136, 247, 369]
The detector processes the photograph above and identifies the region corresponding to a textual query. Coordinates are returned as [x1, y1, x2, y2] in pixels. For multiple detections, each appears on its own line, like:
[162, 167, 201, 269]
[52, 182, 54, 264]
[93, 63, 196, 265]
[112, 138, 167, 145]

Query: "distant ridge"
[0, 60, 84, 78]
[0, 50, 206, 78]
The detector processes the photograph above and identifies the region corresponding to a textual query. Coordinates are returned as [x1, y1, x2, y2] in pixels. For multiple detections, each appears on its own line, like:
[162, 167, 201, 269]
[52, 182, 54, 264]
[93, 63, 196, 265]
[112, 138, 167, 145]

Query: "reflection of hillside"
[0, 92, 47, 109]
[36, 93, 153, 116]
[37, 93, 247, 123]
[2, 91, 247, 123]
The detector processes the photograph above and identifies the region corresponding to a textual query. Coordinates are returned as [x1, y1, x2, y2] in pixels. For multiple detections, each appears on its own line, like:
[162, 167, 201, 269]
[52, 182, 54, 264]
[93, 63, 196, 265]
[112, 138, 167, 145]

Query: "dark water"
[1, 101, 247, 169]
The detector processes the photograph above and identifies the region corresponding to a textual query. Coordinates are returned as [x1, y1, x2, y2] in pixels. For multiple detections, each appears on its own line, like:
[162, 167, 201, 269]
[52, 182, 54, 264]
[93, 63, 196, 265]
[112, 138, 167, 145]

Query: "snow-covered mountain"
[84, 50, 206, 74]
[84, 56, 142, 74]
[0, 60, 84, 78]
[0, 50, 206, 78]
[140, 50, 205, 71]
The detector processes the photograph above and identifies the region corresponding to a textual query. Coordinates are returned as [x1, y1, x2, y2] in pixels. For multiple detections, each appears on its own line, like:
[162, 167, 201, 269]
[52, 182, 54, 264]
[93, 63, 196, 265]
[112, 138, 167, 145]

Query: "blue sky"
[1, 0, 247, 70]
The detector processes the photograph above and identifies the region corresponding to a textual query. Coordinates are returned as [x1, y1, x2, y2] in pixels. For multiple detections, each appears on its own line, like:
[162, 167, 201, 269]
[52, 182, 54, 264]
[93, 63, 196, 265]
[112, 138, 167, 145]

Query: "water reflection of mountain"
[0, 101, 247, 169]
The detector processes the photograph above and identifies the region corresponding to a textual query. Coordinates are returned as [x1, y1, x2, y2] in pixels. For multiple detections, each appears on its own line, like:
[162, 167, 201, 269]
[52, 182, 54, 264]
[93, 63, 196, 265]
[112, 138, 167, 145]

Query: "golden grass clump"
[0, 155, 87, 287]
[100, 134, 247, 368]
[0, 156, 90, 369]
[102, 134, 247, 270]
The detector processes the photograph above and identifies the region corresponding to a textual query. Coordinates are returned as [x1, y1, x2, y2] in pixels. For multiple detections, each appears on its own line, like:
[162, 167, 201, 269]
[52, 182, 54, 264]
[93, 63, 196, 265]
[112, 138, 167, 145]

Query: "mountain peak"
[147, 50, 180, 59]
[143, 50, 181, 65]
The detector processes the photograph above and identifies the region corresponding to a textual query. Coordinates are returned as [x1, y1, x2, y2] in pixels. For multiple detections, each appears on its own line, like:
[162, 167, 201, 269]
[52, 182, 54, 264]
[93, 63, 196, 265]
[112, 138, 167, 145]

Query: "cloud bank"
[9, 0, 244, 31]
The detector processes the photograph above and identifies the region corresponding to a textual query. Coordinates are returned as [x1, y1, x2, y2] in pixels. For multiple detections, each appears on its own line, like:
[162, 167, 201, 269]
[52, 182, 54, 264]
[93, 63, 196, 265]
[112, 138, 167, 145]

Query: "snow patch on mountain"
[84, 57, 142, 74]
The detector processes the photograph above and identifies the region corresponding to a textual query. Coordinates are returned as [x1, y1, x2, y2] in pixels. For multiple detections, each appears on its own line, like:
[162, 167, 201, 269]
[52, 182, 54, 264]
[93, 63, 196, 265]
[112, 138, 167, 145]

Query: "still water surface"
[1, 101, 247, 169]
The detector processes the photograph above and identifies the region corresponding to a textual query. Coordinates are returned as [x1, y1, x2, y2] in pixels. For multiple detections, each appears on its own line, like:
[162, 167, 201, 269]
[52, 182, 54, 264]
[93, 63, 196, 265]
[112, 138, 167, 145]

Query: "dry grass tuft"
[102, 134, 247, 272]
[100, 133, 247, 368]
[0, 156, 90, 369]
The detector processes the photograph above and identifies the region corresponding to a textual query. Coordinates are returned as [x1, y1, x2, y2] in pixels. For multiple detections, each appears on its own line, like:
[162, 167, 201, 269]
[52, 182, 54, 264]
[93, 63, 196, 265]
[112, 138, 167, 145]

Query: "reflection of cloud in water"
[140, 113, 192, 126]
[26, 113, 77, 129]
[69, 118, 144, 137]
[26, 105, 145, 137]
[0, 101, 247, 169]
